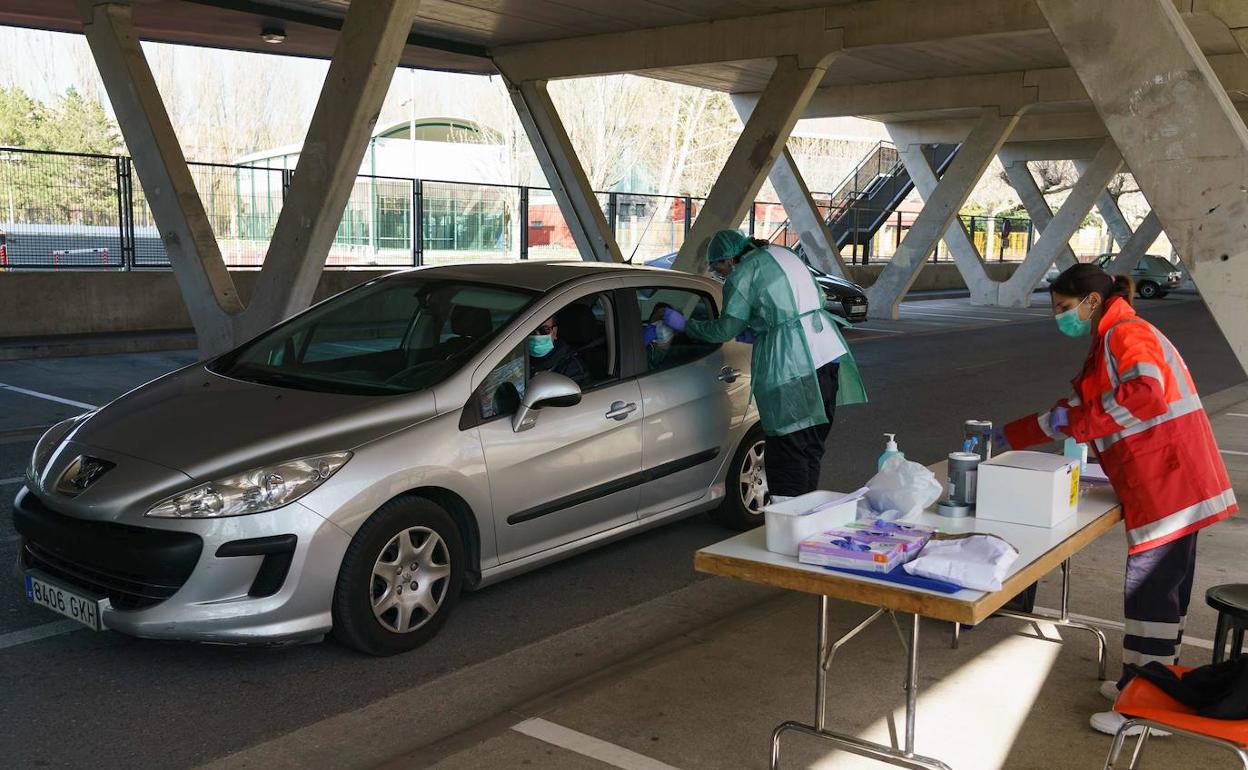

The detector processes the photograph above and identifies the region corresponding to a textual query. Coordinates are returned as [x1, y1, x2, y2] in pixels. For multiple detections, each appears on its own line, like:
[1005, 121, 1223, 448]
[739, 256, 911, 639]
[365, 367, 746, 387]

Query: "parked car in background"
[1093, 253, 1183, 299]
[643, 249, 869, 322]
[15, 262, 765, 655]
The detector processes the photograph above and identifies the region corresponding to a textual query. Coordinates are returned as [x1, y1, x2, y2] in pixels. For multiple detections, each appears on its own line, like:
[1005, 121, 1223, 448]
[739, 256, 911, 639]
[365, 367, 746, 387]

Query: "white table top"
[695, 482, 1122, 624]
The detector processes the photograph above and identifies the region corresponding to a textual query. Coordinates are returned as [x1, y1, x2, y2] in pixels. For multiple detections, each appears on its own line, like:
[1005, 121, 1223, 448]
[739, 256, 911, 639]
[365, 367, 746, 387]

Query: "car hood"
[71, 364, 439, 481]
[814, 274, 866, 296]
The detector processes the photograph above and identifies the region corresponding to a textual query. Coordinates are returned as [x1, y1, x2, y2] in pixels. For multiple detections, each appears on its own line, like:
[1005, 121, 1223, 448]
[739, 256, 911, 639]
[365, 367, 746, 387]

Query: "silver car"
[15, 262, 764, 655]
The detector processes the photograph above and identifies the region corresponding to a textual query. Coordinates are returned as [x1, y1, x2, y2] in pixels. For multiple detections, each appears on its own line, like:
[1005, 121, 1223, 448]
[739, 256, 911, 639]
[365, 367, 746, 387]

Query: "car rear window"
[210, 278, 536, 395]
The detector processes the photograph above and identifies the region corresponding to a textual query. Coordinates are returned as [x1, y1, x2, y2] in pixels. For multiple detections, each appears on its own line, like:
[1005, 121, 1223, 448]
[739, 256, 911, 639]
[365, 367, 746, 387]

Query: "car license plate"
[24, 572, 106, 631]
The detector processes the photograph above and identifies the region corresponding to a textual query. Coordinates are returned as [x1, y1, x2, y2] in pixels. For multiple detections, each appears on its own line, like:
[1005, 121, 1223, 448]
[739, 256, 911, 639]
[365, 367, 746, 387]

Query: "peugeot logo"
[55, 456, 115, 497]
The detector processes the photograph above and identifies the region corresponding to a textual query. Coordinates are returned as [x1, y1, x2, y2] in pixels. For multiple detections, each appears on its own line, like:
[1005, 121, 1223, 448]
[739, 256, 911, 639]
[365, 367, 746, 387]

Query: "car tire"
[1138, 281, 1160, 299]
[331, 496, 465, 656]
[1157, 289, 1169, 298]
[710, 424, 768, 531]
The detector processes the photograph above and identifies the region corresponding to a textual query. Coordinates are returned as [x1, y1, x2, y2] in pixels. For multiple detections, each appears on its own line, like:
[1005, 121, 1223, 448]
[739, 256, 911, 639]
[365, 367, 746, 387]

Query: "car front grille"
[14, 489, 203, 611]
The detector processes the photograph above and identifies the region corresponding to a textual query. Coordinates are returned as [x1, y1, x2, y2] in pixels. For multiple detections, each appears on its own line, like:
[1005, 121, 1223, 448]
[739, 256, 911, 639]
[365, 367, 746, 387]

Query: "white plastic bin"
[764, 491, 861, 556]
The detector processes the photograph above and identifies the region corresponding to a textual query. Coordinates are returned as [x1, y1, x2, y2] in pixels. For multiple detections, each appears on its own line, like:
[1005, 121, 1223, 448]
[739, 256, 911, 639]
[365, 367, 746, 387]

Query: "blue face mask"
[528, 334, 554, 357]
[1054, 296, 1093, 338]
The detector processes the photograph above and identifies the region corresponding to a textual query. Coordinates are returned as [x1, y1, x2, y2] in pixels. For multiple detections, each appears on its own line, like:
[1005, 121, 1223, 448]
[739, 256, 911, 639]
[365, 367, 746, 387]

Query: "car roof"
[383, 260, 672, 292]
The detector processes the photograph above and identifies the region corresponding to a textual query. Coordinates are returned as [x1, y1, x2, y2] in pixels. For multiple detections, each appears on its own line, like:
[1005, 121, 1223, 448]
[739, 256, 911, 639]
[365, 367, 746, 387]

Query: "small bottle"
[878, 433, 904, 471]
[1063, 437, 1087, 473]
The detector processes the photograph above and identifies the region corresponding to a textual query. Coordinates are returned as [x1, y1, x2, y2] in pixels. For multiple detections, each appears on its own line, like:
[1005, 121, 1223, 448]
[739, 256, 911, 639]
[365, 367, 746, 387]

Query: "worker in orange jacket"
[995, 263, 1237, 738]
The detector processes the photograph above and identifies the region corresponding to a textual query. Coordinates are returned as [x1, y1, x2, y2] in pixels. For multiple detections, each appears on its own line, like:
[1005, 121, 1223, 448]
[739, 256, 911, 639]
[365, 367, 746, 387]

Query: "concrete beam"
[1040, 0, 1248, 372]
[1073, 157, 1133, 249]
[493, 8, 843, 81]
[999, 139, 1124, 306]
[674, 56, 831, 274]
[886, 124, 998, 305]
[796, 54, 1248, 120]
[866, 109, 1019, 319]
[79, 0, 241, 357]
[504, 79, 622, 264]
[731, 94, 847, 278]
[1105, 212, 1165, 275]
[243, 0, 422, 338]
[999, 155, 1080, 272]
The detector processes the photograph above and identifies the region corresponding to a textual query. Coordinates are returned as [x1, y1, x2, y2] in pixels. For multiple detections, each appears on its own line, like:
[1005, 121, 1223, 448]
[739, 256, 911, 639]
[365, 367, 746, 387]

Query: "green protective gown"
[686, 246, 867, 436]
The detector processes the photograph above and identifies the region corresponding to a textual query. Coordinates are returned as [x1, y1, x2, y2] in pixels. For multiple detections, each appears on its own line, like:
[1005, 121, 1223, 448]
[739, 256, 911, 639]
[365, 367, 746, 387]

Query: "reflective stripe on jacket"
[1004, 298, 1236, 554]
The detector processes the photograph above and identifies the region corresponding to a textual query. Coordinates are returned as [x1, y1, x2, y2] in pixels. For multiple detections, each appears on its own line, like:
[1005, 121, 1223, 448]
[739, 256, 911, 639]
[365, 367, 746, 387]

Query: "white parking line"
[0, 476, 23, 486]
[1221, 449, 1248, 457]
[0, 383, 97, 411]
[847, 326, 905, 335]
[1226, 413, 1248, 418]
[901, 309, 1013, 323]
[1031, 607, 1214, 651]
[512, 718, 684, 770]
[0, 619, 84, 651]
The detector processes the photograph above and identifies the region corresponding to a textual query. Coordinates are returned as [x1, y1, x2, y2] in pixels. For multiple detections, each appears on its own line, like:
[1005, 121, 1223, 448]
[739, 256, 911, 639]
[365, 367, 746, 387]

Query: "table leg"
[995, 558, 1108, 679]
[1212, 614, 1229, 664]
[1232, 626, 1245, 661]
[770, 603, 952, 770]
[951, 621, 960, 650]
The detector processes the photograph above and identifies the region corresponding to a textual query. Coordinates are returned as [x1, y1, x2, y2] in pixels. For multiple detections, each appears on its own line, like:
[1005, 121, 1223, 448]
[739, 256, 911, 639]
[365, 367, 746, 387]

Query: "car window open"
[210, 279, 536, 396]
[477, 293, 617, 420]
[635, 287, 718, 372]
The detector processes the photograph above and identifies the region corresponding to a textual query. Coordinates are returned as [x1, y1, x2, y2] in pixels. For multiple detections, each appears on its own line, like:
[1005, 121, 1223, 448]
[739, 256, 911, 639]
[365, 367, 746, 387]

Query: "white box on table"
[764, 491, 859, 555]
[976, 450, 1080, 528]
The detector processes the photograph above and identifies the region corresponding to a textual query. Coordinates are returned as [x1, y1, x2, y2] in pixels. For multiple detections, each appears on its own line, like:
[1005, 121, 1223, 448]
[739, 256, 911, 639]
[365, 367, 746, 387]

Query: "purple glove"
[735, 329, 756, 344]
[642, 324, 657, 346]
[662, 308, 686, 332]
[990, 426, 1010, 452]
[1049, 406, 1070, 434]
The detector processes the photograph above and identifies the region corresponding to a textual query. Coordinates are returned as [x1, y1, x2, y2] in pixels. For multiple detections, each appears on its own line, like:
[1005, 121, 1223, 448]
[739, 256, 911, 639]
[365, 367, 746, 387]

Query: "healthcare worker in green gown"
[663, 230, 866, 502]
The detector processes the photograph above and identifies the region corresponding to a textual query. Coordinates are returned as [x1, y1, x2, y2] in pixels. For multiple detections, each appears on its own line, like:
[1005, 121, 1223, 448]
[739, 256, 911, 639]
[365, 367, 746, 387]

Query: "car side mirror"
[512, 372, 582, 433]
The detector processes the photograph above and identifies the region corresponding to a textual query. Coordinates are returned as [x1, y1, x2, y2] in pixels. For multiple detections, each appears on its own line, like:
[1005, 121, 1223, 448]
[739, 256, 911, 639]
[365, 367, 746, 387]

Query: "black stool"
[1206, 584, 1248, 663]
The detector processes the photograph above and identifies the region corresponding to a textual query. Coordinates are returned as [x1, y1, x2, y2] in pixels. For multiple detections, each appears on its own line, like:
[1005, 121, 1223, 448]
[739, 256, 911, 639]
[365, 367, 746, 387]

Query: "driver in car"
[529, 316, 591, 387]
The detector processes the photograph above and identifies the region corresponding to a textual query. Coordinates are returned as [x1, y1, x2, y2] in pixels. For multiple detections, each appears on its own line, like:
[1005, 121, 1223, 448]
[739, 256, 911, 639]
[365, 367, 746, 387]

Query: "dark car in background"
[643, 250, 869, 323]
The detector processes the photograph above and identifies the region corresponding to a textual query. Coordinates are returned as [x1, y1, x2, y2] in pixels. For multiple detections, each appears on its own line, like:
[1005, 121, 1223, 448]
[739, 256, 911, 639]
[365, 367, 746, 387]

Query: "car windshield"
[210, 278, 537, 396]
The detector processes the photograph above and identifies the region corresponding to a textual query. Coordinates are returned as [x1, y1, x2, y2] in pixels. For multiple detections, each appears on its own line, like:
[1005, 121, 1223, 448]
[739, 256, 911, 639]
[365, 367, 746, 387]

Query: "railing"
[0, 146, 788, 271]
[770, 211, 1034, 265]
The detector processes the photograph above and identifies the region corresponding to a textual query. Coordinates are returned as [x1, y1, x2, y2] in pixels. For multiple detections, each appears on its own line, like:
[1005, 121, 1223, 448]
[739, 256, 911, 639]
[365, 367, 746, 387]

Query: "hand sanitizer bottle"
[878, 433, 903, 471]
[1063, 436, 1087, 473]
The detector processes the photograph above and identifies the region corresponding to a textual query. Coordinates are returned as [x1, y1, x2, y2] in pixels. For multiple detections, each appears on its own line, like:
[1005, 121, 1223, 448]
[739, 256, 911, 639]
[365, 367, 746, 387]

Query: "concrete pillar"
[242, 0, 423, 338]
[1039, 0, 1248, 372]
[866, 110, 1018, 319]
[887, 124, 999, 305]
[672, 55, 834, 274]
[504, 78, 622, 264]
[79, 0, 241, 357]
[999, 155, 1079, 271]
[998, 139, 1123, 306]
[1105, 211, 1164, 275]
[731, 94, 848, 278]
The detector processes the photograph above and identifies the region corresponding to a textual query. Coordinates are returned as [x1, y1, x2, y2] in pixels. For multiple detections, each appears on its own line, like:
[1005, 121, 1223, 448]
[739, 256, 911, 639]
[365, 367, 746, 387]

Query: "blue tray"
[824, 563, 964, 594]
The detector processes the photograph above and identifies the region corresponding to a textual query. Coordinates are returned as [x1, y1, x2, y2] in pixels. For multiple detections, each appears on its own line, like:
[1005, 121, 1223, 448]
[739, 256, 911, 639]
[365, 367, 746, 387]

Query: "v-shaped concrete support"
[1104, 212, 1164, 275]
[866, 109, 1018, 319]
[672, 55, 836, 274]
[886, 124, 998, 305]
[999, 154, 1079, 273]
[998, 139, 1123, 306]
[731, 95, 848, 278]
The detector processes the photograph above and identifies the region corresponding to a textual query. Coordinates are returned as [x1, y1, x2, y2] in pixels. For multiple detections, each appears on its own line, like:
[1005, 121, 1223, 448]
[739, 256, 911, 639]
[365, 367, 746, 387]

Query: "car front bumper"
[13, 486, 352, 644]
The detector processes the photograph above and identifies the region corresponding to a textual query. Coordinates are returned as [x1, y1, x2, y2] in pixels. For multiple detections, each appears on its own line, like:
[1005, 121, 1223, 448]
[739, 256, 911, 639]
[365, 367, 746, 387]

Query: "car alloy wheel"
[738, 440, 768, 515]
[370, 526, 451, 634]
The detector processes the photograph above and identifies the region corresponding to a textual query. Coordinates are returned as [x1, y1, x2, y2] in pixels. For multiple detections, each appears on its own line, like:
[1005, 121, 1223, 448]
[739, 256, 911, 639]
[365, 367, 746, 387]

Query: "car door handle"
[605, 401, 637, 421]
[717, 367, 740, 383]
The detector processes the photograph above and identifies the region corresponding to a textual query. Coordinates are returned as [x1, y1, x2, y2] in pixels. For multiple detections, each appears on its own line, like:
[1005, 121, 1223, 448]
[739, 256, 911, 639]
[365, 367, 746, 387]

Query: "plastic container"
[1063, 437, 1088, 474]
[878, 433, 903, 472]
[764, 491, 861, 556]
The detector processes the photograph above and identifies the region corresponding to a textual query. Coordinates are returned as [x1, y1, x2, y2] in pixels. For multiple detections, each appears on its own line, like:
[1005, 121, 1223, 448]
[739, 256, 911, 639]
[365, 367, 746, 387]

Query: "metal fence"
[0, 145, 1036, 271]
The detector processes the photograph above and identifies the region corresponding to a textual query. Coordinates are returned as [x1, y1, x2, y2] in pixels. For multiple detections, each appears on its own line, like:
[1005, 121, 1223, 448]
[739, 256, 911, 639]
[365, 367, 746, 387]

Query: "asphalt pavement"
[1, 293, 1244, 769]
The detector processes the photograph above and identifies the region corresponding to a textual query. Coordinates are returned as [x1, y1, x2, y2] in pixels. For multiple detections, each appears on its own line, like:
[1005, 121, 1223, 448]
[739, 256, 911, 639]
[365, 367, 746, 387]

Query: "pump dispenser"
[878, 433, 903, 471]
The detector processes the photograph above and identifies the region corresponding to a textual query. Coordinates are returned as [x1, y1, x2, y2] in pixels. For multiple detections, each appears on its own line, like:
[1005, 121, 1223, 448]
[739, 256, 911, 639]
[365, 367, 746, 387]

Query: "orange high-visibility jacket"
[1005, 298, 1236, 554]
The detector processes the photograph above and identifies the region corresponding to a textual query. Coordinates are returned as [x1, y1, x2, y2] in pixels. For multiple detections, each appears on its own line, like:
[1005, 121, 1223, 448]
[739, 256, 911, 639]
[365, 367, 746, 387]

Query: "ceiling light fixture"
[260, 25, 286, 44]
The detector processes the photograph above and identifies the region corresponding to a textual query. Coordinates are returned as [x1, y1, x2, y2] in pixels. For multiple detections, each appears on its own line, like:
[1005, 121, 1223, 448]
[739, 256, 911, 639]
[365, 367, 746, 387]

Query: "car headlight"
[145, 452, 351, 518]
[27, 412, 93, 486]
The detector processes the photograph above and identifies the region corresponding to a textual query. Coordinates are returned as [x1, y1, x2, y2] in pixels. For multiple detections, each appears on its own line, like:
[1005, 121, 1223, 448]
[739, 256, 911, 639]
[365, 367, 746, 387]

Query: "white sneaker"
[1090, 711, 1170, 737]
[1100, 680, 1121, 703]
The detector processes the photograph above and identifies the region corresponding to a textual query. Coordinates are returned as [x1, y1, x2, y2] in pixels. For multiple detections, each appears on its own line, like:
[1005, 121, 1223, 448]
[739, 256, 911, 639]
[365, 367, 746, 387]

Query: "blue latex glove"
[735, 329, 756, 344]
[990, 426, 1010, 452]
[1049, 406, 1070, 434]
[642, 324, 657, 346]
[662, 307, 686, 333]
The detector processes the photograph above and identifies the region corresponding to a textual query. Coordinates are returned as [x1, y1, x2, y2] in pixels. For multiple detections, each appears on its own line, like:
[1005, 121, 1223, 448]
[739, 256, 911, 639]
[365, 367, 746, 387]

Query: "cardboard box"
[977, 450, 1080, 528]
